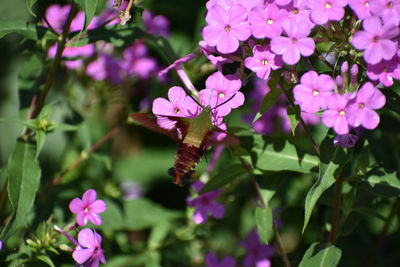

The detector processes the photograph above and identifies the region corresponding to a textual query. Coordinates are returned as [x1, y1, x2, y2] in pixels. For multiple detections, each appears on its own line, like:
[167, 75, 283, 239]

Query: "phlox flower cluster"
[293, 68, 386, 143]
[43, 3, 170, 83]
[240, 229, 275, 267]
[56, 189, 107, 267]
[197, 0, 399, 147]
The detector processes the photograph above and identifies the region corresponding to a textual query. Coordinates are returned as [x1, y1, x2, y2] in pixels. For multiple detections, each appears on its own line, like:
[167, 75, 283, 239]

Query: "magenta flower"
[366, 56, 400, 87]
[370, 0, 400, 24]
[43, 4, 72, 33]
[271, 19, 315, 65]
[205, 252, 236, 267]
[152, 86, 199, 119]
[248, 3, 288, 39]
[142, 10, 170, 36]
[86, 54, 122, 84]
[307, 0, 348, 25]
[72, 229, 106, 267]
[321, 93, 352, 135]
[284, 1, 315, 32]
[199, 71, 244, 117]
[240, 229, 275, 267]
[334, 133, 359, 148]
[199, 41, 234, 69]
[202, 4, 251, 54]
[245, 45, 283, 80]
[122, 42, 158, 79]
[186, 181, 225, 224]
[352, 16, 399, 65]
[293, 71, 335, 113]
[346, 82, 386, 130]
[348, 0, 372, 19]
[69, 189, 107, 226]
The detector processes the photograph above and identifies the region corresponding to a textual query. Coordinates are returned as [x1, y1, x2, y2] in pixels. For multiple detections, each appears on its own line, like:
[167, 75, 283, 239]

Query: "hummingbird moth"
[130, 88, 240, 186]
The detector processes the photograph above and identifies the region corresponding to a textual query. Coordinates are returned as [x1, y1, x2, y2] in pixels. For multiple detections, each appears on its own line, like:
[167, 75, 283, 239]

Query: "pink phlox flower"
[205, 252, 236, 267]
[352, 16, 399, 65]
[321, 93, 352, 135]
[240, 229, 275, 267]
[206, 0, 264, 11]
[333, 133, 359, 148]
[307, 0, 348, 25]
[248, 3, 288, 39]
[199, 72, 244, 117]
[186, 181, 225, 224]
[199, 41, 234, 70]
[122, 42, 158, 79]
[282, 1, 315, 32]
[270, 19, 315, 65]
[158, 53, 195, 77]
[152, 86, 199, 130]
[86, 54, 123, 84]
[346, 82, 386, 130]
[370, 0, 400, 24]
[43, 4, 72, 34]
[275, 0, 292, 6]
[202, 4, 251, 54]
[245, 44, 283, 79]
[69, 189, 107, 226]
[366, 56, 400, 87]
[293, 70, 335, 113]
[142, 10, 171, 36]
[348, 0, 372, 19]
[72, 229, 106, 267]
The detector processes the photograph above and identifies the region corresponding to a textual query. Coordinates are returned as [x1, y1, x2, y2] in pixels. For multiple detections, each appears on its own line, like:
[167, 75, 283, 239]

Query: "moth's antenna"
[213, 93, 237, 109]
[181, 86, 204, 108]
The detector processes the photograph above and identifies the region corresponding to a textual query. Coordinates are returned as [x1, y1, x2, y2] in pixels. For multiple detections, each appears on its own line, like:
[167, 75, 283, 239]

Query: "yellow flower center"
[261, 59, 268, 65]
[219, 92, 225, 98]
[313, 90, 319, 96]
[267, 18, 274, 25]
[174, 107, 180, 114]
[339, 110, 345, 116]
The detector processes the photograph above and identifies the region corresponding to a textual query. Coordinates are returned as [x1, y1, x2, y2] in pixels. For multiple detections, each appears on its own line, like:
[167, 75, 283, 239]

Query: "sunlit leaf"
[287, 105, 301, 135]
[303, 136, 348, 233]
[299, 242, 342, 267]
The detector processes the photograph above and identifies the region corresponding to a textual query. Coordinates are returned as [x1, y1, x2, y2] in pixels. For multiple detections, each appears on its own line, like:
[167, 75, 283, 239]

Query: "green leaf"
[367, 171, 400, 191]
[124, 199, 182, 230]
[253, 71, 282, 123]
[287, 105, 301, 135]
[253, 136, 319, 173]
[303, 137, 348, 233]
[0, 140, 41, 241]
[68, 24, 144, 47]
[26, 0, 38, 16]
[36, 130, 46, 158]
[148, 223, 170, 250]
[255, 206, 273, 244]
[0, 20, 58, 40]
[36, 255, 55, 267]
[299, 242, 342, 267]
[18, 53, 43, 91]
[75, 0, 99, 30]
[91, 153, 112, 171]
[199, 164, 246, 194]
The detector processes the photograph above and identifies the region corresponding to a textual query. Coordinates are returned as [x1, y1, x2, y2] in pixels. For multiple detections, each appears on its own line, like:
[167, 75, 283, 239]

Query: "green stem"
[235, 153, 291, 267]
[23, 3, 76, 140]
[280, 86, 320, 156]
[328, 172, 344, 244]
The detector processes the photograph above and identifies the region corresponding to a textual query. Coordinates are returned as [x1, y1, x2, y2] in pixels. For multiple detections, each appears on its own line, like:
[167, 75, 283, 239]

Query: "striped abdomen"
[168, 143, 203, 186]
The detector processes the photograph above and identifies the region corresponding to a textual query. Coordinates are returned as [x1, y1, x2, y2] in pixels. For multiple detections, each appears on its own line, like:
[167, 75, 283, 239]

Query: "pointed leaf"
[253, 136, 319, 173]
[0, 140, 41, 241]
[287, 105, 301, 135]
[0, 20, 58, 40]
[199, 164, 246, 194]
[26, 0, 38, 16]
[68, 24, 144, 47]
[303, 137, 348, 232]
[299, 242, 342, 267]
[36, 130, 46, 158]
[255, 206, 273, 244]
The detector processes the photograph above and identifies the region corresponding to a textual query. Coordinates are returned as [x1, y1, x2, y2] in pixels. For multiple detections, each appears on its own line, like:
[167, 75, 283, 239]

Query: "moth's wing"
[130, 113, 189, 142]
[202, 127, 241, 147]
